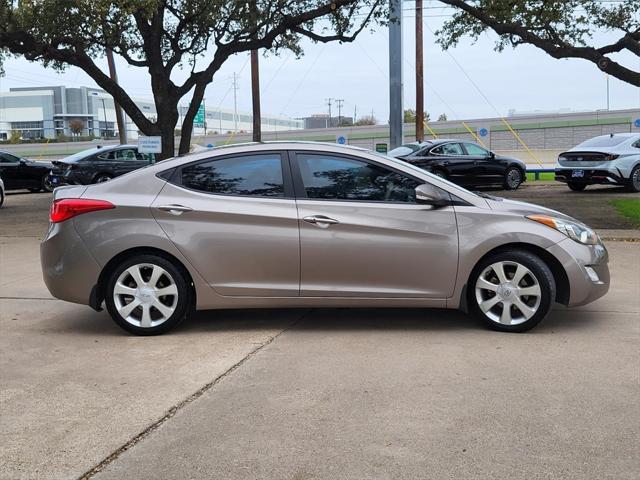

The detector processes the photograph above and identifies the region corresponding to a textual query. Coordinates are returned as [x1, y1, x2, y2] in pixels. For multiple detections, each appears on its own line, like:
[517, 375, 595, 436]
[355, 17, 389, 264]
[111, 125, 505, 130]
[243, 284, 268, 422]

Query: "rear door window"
[179, 153, 285, 198]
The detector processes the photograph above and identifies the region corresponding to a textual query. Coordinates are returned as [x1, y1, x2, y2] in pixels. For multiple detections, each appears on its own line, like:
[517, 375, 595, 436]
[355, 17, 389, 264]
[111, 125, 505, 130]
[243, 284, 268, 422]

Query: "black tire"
[503, 166, 523, 190]
[93, 173, 113, 184]
[626, 165, 640, 193]
[42, 175, 54, 192]
[467, 250, 556, 333]
[105, 254, 190, 335]
[0, 189, 4, 208]
[567, 182, 587, 192]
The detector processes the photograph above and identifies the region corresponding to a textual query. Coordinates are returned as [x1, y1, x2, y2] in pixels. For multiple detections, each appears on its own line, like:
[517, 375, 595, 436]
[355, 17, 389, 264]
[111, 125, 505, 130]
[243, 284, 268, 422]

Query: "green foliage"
[436, 0, 639, 86]
[437, 113, 448, 122]
[404, 109, 430, 123]
[610, 199, 640, 226]
[0, 1, 387, 157]
[354, 115, 376, 126]
[9, 130, 21, 144]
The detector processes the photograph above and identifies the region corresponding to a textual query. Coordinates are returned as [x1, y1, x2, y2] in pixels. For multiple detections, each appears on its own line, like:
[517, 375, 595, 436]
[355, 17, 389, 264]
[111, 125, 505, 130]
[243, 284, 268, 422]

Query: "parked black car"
[391, 139, 527, 190]
[0, 150, 54, 192]
[48, 145, 156, 186]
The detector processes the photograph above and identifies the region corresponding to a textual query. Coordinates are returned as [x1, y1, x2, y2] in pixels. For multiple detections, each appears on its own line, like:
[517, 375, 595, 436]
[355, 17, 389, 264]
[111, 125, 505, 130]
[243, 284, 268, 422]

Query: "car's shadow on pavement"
[55, 305, 605, 337]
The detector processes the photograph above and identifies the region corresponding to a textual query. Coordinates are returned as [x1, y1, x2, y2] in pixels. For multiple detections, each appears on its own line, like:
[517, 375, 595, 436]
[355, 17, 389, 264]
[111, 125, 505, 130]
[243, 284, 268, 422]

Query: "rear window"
[575, 135, 630, 148]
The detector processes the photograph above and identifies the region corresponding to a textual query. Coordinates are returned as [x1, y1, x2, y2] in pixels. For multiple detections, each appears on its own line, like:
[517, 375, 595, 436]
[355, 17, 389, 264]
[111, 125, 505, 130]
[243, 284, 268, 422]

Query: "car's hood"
[483, 195, 577, 222]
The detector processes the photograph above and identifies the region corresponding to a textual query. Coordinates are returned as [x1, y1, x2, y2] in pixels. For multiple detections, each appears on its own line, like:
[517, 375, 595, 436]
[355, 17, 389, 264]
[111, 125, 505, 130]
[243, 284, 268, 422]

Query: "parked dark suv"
[391, 139, 527, 190]
[49, 145, 156, 186]
[0, 150, 54, 192]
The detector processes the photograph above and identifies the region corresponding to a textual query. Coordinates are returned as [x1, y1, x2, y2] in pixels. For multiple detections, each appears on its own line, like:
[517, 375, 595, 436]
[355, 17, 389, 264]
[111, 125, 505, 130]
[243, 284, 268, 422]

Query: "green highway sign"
[375, 143, 388, 154]
[194, 103, 206, 128]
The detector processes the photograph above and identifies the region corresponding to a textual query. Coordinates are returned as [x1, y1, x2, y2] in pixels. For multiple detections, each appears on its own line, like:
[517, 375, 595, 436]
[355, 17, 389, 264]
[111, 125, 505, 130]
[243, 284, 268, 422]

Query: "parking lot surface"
[1, 189, 639, 479]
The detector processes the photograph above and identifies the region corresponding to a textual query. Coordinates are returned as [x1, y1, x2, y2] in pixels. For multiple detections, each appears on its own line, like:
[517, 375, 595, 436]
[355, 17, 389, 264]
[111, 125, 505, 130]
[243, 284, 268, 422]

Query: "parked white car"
[555, 133, 640, 192]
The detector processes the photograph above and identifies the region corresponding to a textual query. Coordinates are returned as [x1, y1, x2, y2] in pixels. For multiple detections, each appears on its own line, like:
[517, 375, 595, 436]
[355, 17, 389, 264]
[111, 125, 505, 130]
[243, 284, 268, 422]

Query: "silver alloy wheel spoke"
[113, 263, 179, 329]
[475, 261, 542, 326]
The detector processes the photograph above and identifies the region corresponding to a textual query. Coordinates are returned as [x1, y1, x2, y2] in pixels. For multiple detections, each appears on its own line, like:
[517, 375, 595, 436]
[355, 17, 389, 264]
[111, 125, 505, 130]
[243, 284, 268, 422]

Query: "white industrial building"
[0, 85, 303, 140]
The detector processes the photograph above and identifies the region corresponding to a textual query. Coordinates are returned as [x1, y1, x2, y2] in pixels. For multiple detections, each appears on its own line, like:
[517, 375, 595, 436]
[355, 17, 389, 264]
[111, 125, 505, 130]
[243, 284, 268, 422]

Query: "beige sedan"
[41, 142, 609, 335]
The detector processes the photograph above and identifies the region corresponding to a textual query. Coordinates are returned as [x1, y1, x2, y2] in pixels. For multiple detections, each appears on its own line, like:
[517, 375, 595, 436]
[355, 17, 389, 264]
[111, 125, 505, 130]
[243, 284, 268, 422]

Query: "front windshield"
[370, 150, 477, 197]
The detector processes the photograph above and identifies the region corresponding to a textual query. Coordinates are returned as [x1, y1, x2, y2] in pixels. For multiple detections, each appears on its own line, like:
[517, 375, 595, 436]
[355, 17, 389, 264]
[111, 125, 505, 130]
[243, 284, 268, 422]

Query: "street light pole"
[389, 0, 404, 149]
[100, 98, 108, 139]
[415, 0, 424, 142]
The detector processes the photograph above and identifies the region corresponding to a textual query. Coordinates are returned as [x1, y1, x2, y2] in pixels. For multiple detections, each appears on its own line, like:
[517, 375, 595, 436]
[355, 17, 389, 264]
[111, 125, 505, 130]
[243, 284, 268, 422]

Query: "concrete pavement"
[1, 191, 638, 479]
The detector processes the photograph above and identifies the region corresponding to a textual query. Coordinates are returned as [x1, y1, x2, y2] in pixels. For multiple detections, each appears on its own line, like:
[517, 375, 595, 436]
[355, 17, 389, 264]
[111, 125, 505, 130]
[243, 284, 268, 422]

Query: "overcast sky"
[1, 1, 638, 122]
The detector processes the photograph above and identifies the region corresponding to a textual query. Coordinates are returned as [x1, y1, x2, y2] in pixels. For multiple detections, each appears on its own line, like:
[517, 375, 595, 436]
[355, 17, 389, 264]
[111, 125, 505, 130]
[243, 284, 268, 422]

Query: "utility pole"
[251, 50, 261, 141]
[415, 0, 424, 142]
[232, 72, 239, 132]
[106, 49, 127, 144]
[389, 0, 404, 149]
[325, 98, 333, 127]
[100, 98, 108, 139]
[354, 105, 357, 124]
[336, 99, 344, 126]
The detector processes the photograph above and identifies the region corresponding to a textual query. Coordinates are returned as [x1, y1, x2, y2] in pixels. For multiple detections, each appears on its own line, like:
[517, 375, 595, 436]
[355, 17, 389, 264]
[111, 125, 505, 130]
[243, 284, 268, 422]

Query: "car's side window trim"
[429, 143, 463, 156]
[288, 150, 427, 204]
[461, 142, 489, 157]
[167, 150, 295, 199]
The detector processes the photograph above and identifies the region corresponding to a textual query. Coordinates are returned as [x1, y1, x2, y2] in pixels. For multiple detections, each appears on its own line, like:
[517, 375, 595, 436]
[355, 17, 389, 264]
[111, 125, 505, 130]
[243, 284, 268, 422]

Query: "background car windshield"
[575, 136, 630, 148]
[181, 154, 284, 197]
[297, 153, 420, 202]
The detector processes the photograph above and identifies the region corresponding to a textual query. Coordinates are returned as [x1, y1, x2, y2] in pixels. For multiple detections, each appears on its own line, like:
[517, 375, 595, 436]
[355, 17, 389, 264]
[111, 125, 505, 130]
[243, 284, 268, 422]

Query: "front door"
[461, 142, 499, 185]
[291, 152, 459, 298]
[152, 152, 300, 297]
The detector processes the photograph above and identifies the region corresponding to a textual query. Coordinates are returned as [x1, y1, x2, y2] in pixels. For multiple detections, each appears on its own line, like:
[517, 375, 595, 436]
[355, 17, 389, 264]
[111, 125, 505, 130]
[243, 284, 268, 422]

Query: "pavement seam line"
[78, 309, 314, 480]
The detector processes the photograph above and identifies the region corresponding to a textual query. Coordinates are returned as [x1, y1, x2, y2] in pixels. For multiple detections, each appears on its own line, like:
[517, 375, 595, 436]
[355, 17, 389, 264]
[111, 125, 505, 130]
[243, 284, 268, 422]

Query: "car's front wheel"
[42, 175, 54, 192]
[568, 182, 587, 192]
[468, 250, 555, 332]
[94, 173, 113, 184]
[503, 166, 523, 190]
[105, 254, 190, 335]
[627, 165, 640, 193]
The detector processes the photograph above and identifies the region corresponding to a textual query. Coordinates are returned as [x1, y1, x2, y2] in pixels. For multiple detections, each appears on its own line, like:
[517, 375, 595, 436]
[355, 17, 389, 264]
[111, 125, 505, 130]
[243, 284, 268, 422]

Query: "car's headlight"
[527, 214, 599, 245]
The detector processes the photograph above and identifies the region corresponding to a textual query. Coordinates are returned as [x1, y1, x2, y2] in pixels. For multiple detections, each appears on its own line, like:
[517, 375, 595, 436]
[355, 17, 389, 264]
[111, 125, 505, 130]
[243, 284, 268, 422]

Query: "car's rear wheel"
[468, 250, 555, 333]
[626, 165, 640, 193]
[0, 188, 4, 208]
[567, 182, 587, 192]
[105, 254, 190, 335]
[503, 167, 523, 190]
[94, 173, 113, 183]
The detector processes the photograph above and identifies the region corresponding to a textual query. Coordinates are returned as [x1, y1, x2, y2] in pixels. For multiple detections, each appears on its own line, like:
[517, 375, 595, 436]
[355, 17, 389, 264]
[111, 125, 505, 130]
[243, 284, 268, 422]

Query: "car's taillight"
[50, 198, 115, 223]
[604, 154, 619, 161]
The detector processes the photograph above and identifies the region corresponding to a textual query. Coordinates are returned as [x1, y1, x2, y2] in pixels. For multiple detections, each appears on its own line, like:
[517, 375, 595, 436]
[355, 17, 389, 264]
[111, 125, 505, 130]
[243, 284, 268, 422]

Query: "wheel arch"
[91, 246, 197, 312]
[460, 241, 570, 311]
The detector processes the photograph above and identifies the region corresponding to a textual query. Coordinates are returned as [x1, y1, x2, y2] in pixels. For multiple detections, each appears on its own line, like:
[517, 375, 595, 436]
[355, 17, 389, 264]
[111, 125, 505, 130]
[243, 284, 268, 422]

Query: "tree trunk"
[178, 82, 207, 155]
[155, 103, 180, 160]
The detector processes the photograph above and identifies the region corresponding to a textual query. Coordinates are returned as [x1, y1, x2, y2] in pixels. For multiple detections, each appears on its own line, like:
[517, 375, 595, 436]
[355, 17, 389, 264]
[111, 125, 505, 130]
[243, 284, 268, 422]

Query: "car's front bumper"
[555, 167, 625, 185]
[41, 220, 101, 306]
[546, 238, 610, 307]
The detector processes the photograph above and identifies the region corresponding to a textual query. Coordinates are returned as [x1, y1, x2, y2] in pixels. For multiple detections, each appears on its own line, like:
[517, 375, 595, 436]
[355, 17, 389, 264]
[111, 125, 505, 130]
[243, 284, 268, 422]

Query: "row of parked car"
[0, 145, 156, 207]
[1, 133, 638, 209]
[388, 133, 640, 193]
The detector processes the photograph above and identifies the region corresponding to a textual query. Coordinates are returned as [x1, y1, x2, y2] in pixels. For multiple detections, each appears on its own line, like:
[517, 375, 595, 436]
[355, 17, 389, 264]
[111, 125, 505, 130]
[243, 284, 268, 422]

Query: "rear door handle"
[303, 215, 340, 228]
[156, 204, 193, 215]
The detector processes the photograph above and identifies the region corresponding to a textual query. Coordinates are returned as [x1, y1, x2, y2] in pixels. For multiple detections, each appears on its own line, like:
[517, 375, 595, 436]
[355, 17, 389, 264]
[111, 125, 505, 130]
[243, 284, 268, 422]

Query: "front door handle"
[303, 215, 340, 228]
[156, 204, 193, 215]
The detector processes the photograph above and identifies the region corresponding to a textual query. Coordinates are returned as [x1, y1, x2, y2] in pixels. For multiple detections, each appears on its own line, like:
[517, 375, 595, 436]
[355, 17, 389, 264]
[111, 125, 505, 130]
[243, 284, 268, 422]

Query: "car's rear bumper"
[555, 167, 625, 185]
[546, 238, 610, 307]
[40, 220, 100, 306]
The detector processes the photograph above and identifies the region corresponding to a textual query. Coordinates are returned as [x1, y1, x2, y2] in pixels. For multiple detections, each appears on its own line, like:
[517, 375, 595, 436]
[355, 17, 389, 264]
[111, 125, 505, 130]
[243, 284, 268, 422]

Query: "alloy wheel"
[474, 261, 542, 326]
[113, 263, 179, 328]
[506, 168, 522, 189]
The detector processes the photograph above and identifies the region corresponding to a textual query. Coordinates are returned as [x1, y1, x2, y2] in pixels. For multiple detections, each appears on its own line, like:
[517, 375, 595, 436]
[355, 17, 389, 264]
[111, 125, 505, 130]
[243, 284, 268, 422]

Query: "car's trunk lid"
[558, 151, 613, 167]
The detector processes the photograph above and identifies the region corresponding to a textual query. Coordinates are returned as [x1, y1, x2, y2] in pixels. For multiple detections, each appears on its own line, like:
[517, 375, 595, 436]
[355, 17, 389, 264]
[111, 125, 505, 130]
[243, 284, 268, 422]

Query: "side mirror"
[489, 151, 496, 159]
[415, 183, 450, 207]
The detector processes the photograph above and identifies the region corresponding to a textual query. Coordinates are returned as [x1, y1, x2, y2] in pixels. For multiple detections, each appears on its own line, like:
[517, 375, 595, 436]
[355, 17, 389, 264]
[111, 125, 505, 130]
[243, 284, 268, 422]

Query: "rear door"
[291, 151, 458, 298]
[430, 142, 474, 184]
[152, 151, 300, 297]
